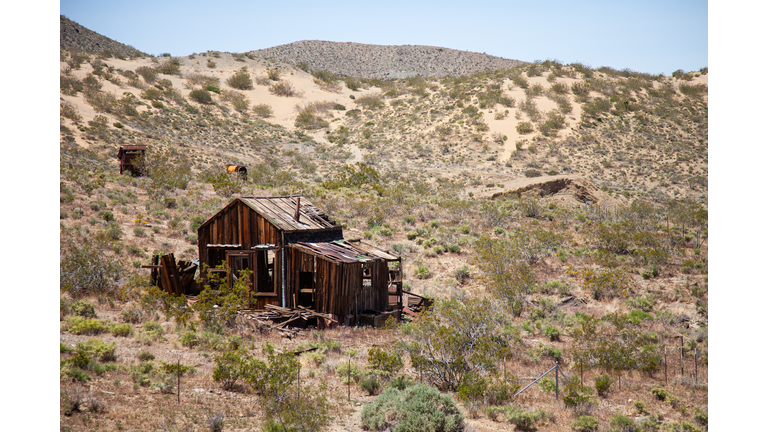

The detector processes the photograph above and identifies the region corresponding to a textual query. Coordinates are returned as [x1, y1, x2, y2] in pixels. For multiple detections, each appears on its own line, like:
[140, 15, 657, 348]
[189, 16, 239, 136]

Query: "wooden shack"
[197, 196, 402, 321]
[117, 145, 146, 175]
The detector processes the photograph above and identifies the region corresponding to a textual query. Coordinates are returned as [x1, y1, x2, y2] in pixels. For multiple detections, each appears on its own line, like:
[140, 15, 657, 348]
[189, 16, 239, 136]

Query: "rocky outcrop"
[60, 15, 147, 57]
[249, 40, 525, 78]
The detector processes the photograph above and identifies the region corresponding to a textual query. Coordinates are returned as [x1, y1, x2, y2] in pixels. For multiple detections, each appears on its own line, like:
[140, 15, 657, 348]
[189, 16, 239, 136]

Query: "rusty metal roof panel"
[239, 196, 339, 232]
[291, 241, 381, 263]
[342, 240, 398, 261]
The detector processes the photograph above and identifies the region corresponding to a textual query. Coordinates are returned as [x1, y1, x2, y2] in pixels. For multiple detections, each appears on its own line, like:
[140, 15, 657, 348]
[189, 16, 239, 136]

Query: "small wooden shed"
[197, 196, 402, 321]
[117, 145, 146, 175]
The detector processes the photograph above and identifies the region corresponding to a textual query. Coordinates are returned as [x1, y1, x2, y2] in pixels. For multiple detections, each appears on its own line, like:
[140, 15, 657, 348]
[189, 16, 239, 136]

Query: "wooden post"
[555, 362, 559, 400]
[177, 356, 180, 404]
[680, 336, 684, 377]
[664, 346, 667, 384]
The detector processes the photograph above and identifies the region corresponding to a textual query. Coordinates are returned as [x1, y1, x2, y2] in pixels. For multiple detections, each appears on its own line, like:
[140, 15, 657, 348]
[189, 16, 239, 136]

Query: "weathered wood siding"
[285, 246, 389, 319]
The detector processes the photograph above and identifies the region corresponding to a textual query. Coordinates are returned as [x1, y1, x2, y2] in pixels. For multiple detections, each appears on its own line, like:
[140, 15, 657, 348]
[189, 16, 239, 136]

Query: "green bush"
[609, 413, 636, 431]
[156, 58, 181, 76]
[180, 330, 199, 348]
[516, 121, 535, 134]
[212, 349, 245, 390]
[269, 81, 300, 97]
[66, 316, 109, 335]
[71, 300, 96, 318]
[189, 88, 213, 104]
[505, 406, 548, 432]
[111, 323, 133, 337]
[336, 359, 362, 384]
[226, 67, 253, 90]
[571, 415, 598, 432]
[253, 103, 273, 118]
[594, 374, 614, 397]
[135, 66, 158, 83]
[562, 378, 596, 414]
[355, 93, 384, 110]
[542, 325, 561, 341]
[367, 347, 403, 376]
[413, 262, 431, 279]
[360, 374, 381, 396]
[77, 338, 117, 362]
[361, 384, 464, 432]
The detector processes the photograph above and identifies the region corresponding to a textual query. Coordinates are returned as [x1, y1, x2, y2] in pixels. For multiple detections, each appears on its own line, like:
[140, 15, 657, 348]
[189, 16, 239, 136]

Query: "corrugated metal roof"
[291, 240, 391, 264]
[343, 240, 398, 261]
[239, 196, 339, 232]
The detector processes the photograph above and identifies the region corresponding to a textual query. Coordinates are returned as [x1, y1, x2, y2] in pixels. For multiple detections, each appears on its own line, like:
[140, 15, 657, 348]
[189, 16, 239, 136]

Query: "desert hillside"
[59, 17, 708, 432]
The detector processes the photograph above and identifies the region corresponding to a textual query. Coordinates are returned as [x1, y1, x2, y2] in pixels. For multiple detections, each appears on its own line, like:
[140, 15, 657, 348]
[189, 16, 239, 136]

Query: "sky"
[59, 0, 708, 76]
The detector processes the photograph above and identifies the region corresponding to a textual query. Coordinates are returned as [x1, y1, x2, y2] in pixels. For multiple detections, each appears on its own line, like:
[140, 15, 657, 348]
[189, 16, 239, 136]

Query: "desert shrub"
[344, 76, 361, 90]
[516, 121, 535, 134]
[402, 297, 507, 391]
[571, 415, 599, 432]
[295, 104, 330, 130]
[212, 349, 246, 390]
[220, 90, 249, 112]
[312, 69, 341, 91]
[474, 235, 537, 317]
[120, 308, 143, 324]
[60, 102, 82, 122]
[60, 238, 121, 298]
[609, 413, 636, 431]
[568, 266, 634, 300]
[269, 81, 300, 97]
[266, 68, 281, 81]
[542, 325, 561, 341]
[361, 385, 464, 432]
[111, 323, 133, 337]
[504, 406, 549, 432]
[413, 262, 431, 279]
[136, 66, 158, 83]
[189, 88, 213, 104]
[511, 74, 528, 89]
[651, 387, 672, 401]
[61, 386, 87, 415]
[194, 265, 250, 328]
[253, 103, 273, 118]
[185, 72, 220, 88]
[355, 93, 385, 110]
[227, 67, 253, 90]
[70, 300, 97, 318]
[336, 359, 362, 384]
[142, 147, 194, 192]
[360, 374, 382, 396]
[156, 58, 181, 75]
[367, 347, 403, 376]
[198, 169, 244, 197]
[538, 111, 566, 136]
[594, 374, 614, 397]
[77, 338, 117, 362]
[562, 377, 597, 415]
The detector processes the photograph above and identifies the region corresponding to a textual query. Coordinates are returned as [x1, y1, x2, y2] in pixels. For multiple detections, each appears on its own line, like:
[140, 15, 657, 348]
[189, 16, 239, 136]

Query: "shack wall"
[285, 246, 389, 319]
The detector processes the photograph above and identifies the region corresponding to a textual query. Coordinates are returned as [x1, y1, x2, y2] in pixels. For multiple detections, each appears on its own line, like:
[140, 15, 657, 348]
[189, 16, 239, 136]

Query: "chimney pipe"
[294, 197, 301, 222]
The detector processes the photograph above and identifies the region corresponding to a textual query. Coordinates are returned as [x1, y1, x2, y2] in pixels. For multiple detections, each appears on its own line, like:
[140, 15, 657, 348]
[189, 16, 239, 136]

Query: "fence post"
[348, 354, 351, 401]
[555, 361, 559, 400]
[177, 356, 181, 404]
[695, 349, 699, 386]
[664, 346, 667, 384]
[680, 336, 684, 377]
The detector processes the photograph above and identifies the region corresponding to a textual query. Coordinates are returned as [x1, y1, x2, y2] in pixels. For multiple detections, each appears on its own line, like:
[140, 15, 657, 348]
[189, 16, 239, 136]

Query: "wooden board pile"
[237, 304, 339, 336]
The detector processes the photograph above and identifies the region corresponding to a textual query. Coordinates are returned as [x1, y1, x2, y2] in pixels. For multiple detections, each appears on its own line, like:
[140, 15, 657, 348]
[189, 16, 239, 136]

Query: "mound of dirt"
[490, 175, 611, 207]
